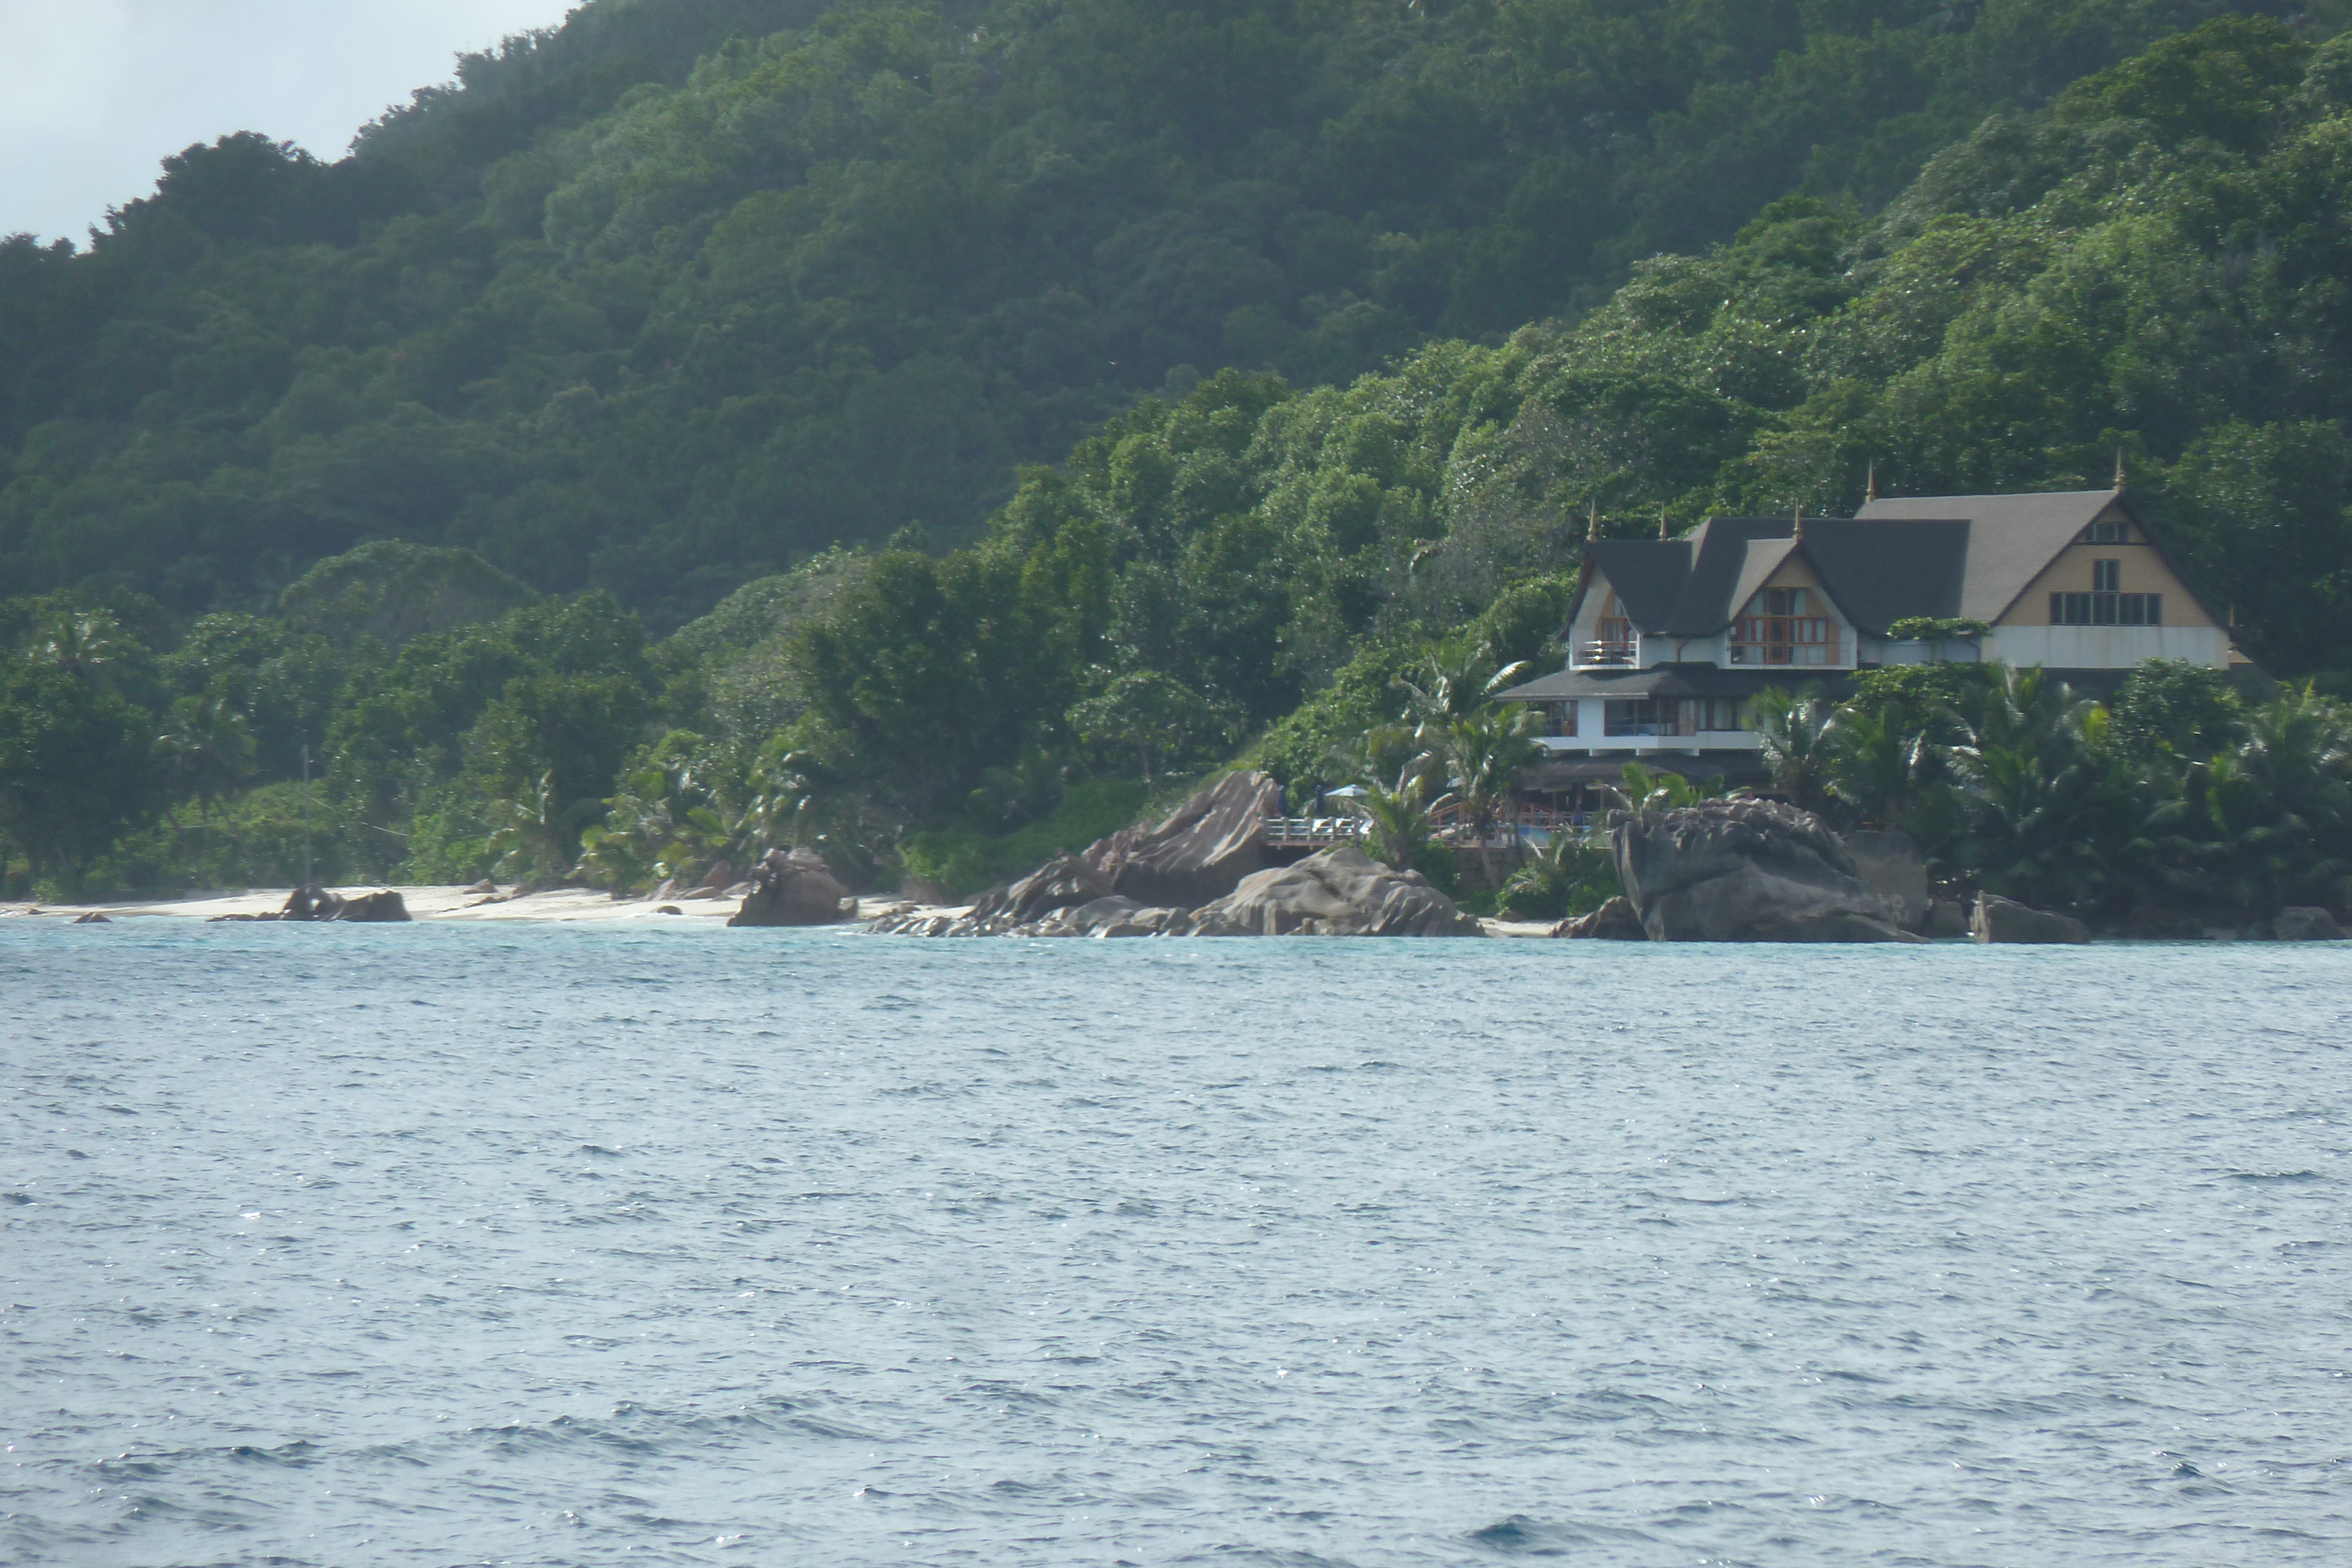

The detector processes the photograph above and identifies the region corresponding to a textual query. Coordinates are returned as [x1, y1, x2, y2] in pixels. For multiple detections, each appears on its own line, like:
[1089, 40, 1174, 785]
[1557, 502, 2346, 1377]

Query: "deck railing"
[1574, 639, 1637, 667]
[1260, 817, 1369, 848]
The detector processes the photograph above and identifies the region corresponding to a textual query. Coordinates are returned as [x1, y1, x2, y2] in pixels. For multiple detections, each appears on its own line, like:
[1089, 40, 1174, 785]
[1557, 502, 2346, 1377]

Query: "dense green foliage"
[2, 0, 2311, 625]
[1750, 660, 2352, 927]
[8, 9, 2352, 922]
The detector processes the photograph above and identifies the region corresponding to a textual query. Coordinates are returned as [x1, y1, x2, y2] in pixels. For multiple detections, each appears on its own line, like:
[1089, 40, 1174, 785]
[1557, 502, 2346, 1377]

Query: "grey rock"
[1104, 771, 1283, 910]
[1925, 899, 1972, 938]
[272, 886, 409, 922]
[1841, 830, 1930, 932]
[335, 890, 411, 922]
[2274, 906, 2346, 941]
[1614, 800, 1923, 942]
[1177, 846, 1484, 937]
[1553, 895, 1646, 940]
[1970, 894, 2089, 945]
[729, 848, 851, 927]
[977, 854, 1113, 927]
[871, 772, 1283, 937]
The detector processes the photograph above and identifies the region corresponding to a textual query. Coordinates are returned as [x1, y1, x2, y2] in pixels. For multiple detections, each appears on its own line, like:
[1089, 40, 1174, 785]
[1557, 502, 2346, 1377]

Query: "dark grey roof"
[1496, 664, 1842, 702]
[1852, 488, 2117, 623]
[1576, 515, 1972, 638]
[1582, 538, 1693, 629]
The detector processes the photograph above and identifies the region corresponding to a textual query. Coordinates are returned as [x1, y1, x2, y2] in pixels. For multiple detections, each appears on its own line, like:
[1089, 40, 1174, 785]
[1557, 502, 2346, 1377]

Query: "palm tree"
[34, 611, 119, 686]
[1439, 703, 1547, 884]
[1611, 760, 1728, 813]
[2146, 683, 2352, 918]
[486, 772, 601, 890]
[1824, 704, 1937, 828]
[1395, 639, 1529, 748]
[1347, 763, 1454, 871]
[1498, 829, 1619, 920]
[1948, 666, 2133, 908]
[155, 697, 257, 878]
[1750, 685, 1839, 812]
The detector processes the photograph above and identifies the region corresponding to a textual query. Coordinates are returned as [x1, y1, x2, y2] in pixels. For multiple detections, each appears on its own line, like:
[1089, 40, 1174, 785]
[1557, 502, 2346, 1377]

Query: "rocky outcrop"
[1178, 847, 1484, 937]
[1613, 800, 1922, 942]
[2274, 906, 2346, 941]
[1013, 895, 1188, 938]
[871, 773, 1284, 937]
[1101, 771, 1282, 910]
[1970, 894, 2089, 944]
[1553, 895, 1645, 939]
[1841, 830, 1930, 932]
[727, 848, 852, 927]
[250, 886, 411, 922]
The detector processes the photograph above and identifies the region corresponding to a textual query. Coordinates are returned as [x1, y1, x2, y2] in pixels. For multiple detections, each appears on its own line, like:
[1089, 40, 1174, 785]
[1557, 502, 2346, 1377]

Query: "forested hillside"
[0, 0, 2309, 623]
[9, 6, 2352, 924]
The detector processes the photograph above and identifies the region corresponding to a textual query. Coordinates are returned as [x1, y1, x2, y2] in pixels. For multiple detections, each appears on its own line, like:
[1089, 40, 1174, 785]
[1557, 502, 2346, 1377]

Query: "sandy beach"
[3, 885, 1552, 935]
[0, 885, 900, 925]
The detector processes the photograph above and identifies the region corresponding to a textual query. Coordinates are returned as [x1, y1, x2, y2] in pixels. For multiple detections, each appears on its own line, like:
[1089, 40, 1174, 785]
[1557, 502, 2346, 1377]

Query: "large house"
[1496, 486, 2245, 796]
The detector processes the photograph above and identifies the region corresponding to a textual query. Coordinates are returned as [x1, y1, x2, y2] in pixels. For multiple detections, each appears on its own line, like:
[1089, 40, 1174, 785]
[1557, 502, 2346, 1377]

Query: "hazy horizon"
[1, 0, 574, 246]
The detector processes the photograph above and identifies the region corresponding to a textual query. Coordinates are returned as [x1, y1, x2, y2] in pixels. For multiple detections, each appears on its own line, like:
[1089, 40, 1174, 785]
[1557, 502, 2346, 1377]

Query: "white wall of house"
[1984, 625, 2230, 669]
[1861, 637, 1983, 666]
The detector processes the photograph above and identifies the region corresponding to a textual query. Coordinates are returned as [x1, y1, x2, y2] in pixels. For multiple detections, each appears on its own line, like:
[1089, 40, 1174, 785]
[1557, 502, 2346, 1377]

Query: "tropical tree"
[1439, 703, 1547, 882]
[1612, 760, 1728, 813]
[31, 611, 121, 685]
[2146, 684, 2352, 919]
[1395, 640, 1529, 749]
[486, 772, 601, 889]
[1823, 704, 1937, 828]
[1947, 666, 2134, 908]
[156, 696, 256, 824]
[1751, 685, 1840, 813]
[1065, 670, 1235, 787]
[1498, 830, 1619, 920]
[1347, 763, 1454, 872]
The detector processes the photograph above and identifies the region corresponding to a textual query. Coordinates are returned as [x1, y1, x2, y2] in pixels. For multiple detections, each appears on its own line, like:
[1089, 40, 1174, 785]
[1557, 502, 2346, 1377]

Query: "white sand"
[0, 886, 910, 925]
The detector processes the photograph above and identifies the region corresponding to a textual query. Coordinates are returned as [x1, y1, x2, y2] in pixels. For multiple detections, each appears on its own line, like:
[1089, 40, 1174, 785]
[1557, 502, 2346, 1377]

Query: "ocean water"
[2, 922, 2348, 1567]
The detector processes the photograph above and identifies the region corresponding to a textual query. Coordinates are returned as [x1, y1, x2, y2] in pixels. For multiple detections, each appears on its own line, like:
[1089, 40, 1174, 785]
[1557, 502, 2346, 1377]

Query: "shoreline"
[1, 885, 1563, 936]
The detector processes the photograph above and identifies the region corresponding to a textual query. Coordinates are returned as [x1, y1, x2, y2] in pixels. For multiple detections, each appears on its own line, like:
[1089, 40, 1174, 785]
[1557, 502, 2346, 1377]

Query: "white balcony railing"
[1573, 640, 1637, 668]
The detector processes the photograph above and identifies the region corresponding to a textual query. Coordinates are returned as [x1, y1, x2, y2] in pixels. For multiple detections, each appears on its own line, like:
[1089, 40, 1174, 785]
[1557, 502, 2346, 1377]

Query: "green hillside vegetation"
[1, 0, 2313, 624]
[6, 11, 2352, 928]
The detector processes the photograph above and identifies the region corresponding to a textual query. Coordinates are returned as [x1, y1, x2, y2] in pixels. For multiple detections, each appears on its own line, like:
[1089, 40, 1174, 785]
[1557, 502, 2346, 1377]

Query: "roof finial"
[1587, 496, 1599, 542]
[2114, 446, 2127, 490]
[1865, 460, 1878, 502]
[1658, 505, 1669, 541]
[1792, 500, 1805, 542]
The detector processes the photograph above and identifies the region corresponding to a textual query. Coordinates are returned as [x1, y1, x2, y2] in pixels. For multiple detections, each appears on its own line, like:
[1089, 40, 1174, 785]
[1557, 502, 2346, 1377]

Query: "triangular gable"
[1853, 488, 2113, 624]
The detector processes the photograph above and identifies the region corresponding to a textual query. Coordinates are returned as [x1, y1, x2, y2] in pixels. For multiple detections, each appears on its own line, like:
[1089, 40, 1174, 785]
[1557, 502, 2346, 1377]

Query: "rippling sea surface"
[4, 922, 2349, 1566]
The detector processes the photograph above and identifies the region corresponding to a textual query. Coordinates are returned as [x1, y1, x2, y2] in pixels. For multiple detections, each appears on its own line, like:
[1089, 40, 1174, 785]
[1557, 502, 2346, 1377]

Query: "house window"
[1605, 699, 1676, 737]
[2051, 591, 2162, 626]
[1729, 586, 1838, 664]
[1549, 702, 1578, 738]
[2088, 520, 2128, 543]
[2092, 559, 2120, 591]
[1693, 698, 1739, 731]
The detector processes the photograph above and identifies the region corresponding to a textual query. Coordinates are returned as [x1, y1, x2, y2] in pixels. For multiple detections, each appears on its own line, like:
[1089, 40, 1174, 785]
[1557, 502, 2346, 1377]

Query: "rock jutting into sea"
[209, 887, 412, 922]
[1971, 894, 2090, 944]
[727, 848, 853, 927]
[870, 773, 1482, 938]
[1613, 799, 1924, 943]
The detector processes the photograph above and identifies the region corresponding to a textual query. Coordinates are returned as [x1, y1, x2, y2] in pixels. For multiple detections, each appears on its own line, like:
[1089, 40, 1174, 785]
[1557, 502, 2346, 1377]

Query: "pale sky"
[1, 1, 581, 245]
